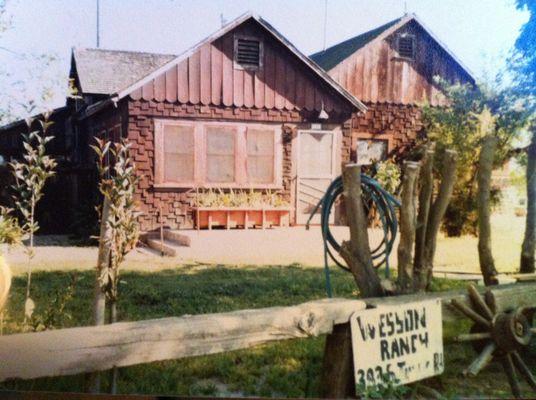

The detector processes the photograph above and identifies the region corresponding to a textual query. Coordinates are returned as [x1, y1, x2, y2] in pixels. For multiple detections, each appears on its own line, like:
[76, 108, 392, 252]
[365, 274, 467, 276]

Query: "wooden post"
[321, 164, 384, 398]
[414, 144, 435, 290]
[521, 125, 536, 273]
[397, 161, 420, 293]
[88, 196, 112, 393]
[420, 150, 458, 290]
[477, 135, 499, 285]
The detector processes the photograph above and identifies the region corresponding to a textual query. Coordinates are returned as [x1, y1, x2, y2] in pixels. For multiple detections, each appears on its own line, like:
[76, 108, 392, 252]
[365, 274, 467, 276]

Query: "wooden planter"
[194, 207, 291, 230]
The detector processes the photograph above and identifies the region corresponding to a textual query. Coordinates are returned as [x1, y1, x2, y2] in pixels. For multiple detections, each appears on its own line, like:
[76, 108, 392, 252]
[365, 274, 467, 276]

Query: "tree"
[512, 0, 536, 273]
[9, 121, 56, 322]
[422, 81, 530, 237]
[88, 138, 140, 394]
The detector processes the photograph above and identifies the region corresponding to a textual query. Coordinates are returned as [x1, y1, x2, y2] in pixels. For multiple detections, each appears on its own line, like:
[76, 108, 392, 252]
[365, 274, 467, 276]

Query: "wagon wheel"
[450, 284, 536, 398]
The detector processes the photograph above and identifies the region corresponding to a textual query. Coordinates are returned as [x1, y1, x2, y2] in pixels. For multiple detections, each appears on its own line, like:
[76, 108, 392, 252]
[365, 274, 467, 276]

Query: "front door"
[296, 130, 337, 225]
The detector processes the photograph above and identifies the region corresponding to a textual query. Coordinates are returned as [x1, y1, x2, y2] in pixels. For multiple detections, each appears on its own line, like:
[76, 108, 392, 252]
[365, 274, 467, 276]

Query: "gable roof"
[310, 13, 475, 83]
[310, 17, 402, 71]
[71, 48, 176, 95]
[114, 12, 366, 112]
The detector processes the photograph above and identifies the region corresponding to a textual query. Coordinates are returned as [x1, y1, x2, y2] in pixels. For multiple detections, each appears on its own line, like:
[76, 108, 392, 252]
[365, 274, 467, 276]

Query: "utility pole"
[96, 0, 101, 48]
[322, 0, 328, 51]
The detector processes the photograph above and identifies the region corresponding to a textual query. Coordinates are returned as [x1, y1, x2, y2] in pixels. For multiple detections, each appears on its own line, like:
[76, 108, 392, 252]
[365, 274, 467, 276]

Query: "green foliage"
[0, 206, 23, 247]
[27, 274, 77, 332]
[1, 267, 522, 397]
[372, 159, 401, 195]
[91, 138, 141, 301]
[10, 123, 57, 242]
[356, 374, 410, 399]
[423, 80, 530, 236]
[196, 188, 290, 208]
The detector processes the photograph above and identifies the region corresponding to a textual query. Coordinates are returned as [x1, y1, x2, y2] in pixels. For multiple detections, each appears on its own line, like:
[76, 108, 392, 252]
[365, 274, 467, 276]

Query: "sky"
[0, 0, 530, 117]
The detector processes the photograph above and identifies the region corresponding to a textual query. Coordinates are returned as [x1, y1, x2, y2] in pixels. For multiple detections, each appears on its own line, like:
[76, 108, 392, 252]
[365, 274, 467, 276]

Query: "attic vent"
[234, 36, 263, 70]
[397, 35, 415, 60]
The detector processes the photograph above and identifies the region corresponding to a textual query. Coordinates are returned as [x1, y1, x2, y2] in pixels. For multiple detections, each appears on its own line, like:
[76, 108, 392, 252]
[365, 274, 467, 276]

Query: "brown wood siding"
[130, 21, 352, 114]
[327, 21, 473, 106]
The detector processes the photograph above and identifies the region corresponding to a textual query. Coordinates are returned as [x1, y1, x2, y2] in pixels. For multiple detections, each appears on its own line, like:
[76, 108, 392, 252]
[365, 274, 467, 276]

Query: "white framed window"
[357, 139, 388, 165]
[154, 120, 282, 189]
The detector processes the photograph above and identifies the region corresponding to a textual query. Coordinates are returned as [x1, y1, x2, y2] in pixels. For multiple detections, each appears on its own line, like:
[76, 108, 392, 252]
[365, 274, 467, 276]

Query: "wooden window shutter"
[397, 35, 415, 59]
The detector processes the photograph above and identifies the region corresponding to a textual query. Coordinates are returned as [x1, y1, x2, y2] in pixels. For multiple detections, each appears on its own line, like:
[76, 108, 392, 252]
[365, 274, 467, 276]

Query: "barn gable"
[311, 14, 475, 106]
[118, 13, 365, 115]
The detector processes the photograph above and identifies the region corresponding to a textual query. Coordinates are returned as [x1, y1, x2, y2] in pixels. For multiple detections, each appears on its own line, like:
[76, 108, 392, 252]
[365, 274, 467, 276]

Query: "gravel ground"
[2, 212, 524, 277]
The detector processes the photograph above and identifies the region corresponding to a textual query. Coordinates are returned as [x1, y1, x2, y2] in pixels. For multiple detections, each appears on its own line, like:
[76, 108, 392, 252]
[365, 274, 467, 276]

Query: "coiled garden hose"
[305, 174, 400, 297]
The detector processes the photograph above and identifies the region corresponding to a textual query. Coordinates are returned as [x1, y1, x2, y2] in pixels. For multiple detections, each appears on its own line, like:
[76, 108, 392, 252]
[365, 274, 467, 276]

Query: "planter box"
[194, 207, 291, 230]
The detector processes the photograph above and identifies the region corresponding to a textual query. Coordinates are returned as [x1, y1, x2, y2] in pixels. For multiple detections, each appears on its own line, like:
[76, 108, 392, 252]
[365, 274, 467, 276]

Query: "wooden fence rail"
[0, 283, 534, 382]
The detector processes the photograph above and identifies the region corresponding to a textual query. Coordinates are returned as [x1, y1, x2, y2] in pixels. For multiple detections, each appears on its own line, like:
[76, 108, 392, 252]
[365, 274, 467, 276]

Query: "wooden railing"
[0, 282, 534, 382]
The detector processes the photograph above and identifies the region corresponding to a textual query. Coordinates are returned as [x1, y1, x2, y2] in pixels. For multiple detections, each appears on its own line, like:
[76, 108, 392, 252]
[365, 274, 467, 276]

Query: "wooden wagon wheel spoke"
[502, 353, 522, 399]
[463, 342, 495, 377]
[467, 284, 494, 320]
[451, 298, 492, 328]
[453, 332, 491, 342]
[484, 289, 497, 315]
[512, 351, 536, 391]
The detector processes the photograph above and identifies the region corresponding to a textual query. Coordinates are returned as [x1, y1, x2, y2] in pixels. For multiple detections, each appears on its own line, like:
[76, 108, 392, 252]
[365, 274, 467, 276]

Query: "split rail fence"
[0, 282, 534, 382]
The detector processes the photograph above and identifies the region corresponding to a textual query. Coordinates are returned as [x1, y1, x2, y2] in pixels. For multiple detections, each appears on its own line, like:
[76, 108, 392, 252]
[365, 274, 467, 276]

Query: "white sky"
[0, 0, 529, 114]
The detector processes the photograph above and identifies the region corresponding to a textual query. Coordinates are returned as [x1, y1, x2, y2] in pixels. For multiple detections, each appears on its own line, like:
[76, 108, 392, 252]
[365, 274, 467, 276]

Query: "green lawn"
[0, 264, 534, 398]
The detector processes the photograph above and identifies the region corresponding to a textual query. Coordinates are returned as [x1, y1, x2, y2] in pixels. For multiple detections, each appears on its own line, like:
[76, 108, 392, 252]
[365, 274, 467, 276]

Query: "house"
[0, 12, 476, 233]
[1, 13, 366, 232]
[310, 13, 476, 165]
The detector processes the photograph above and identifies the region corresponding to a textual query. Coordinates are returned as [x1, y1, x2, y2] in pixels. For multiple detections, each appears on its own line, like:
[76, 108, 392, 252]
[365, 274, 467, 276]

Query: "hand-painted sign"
[350, 298, 443, 388]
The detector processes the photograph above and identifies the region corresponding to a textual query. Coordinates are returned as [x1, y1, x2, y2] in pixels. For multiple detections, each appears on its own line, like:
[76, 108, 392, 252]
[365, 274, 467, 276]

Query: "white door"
[296, 130, 337, 225]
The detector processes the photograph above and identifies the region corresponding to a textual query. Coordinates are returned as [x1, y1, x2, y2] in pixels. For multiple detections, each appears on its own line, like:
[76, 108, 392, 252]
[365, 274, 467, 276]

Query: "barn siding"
[130, 21, 352, 115]
[328, 21, 473, 106]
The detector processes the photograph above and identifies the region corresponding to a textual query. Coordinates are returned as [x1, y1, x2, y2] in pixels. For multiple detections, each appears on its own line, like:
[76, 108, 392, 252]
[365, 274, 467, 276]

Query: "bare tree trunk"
[420, 150, 458, 290]
[414, 144, 435, 290]
[397, 161, 420, 293]
[87, 197, 112, 393]
[322, 164, 385, 398]
[109, 300, 118, 394]
[477, 136, 499, 285]
[520, 126, 536, 274]
[340, 164, 385, 297]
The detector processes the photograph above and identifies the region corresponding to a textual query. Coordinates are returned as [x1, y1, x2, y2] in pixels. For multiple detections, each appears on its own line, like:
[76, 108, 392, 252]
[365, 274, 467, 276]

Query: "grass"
[0, 264, 534, 398]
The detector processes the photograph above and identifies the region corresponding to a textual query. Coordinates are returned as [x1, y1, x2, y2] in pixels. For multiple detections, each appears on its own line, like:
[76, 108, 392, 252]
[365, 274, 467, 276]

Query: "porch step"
[145, 238, 177, 257]
[163, 230, 191, 247]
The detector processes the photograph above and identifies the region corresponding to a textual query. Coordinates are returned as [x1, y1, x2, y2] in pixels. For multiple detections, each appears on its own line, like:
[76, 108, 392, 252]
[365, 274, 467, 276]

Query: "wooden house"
[0, 13, 365, 232]
[0, 12, 476, 233]
[311, 13, 476, 164]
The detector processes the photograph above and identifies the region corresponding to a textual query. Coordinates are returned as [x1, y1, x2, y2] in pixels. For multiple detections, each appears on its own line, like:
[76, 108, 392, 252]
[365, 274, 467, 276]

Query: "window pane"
[299, 132, 333, 176]
[206, 126, 235, 183]
[163, 124, 195, 182]
[247, 129, 275, 183]
[357, 139, 387, 165]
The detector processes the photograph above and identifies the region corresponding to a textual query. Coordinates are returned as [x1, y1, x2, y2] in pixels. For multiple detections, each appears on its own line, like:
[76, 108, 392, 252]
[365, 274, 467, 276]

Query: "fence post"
[321, 164, 385, 398]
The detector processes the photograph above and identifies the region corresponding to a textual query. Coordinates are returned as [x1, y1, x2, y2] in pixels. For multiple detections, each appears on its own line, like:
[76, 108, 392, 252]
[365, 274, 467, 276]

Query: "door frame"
[295, 129, 339, 225]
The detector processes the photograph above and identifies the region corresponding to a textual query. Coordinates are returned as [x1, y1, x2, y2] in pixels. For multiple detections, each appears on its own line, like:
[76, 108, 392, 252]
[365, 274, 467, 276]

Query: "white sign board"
[350, 298, 443, 388]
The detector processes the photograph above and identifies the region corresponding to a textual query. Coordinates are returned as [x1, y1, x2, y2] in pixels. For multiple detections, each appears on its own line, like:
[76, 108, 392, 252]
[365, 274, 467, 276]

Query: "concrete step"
[145, 238, 177, 257]
[163, 230, 191, 247]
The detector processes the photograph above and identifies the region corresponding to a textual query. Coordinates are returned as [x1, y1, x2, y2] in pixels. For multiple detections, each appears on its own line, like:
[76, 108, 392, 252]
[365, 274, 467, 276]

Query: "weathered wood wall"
[328, 20, 474, 106]
[130, 20, 352, 115]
